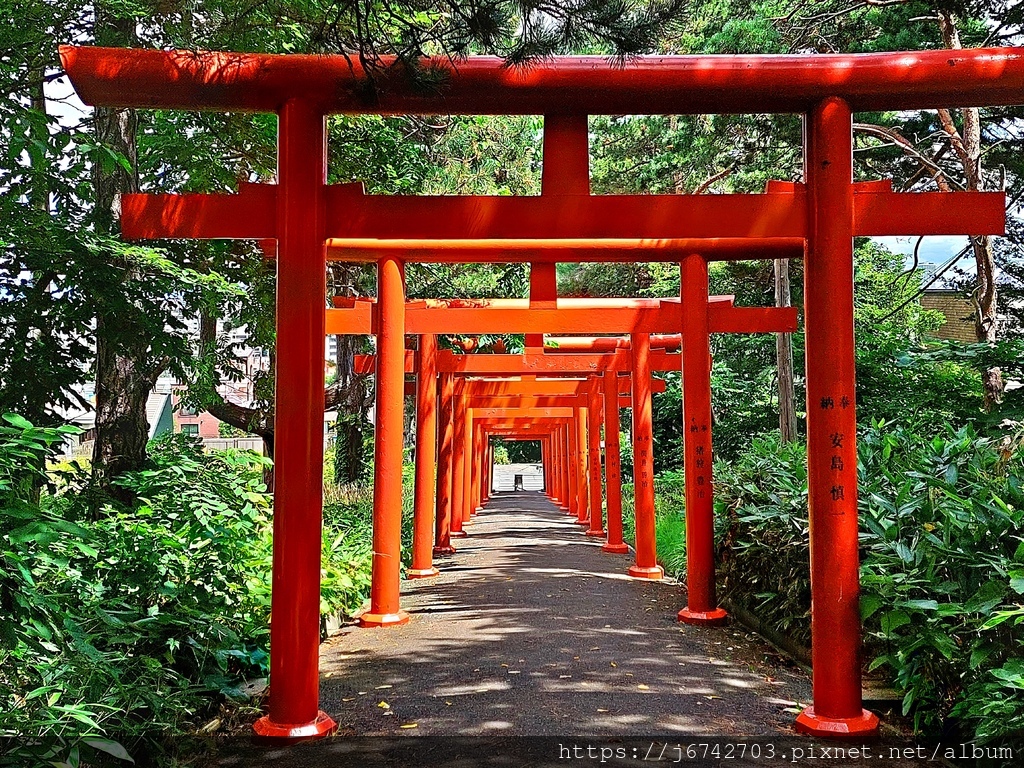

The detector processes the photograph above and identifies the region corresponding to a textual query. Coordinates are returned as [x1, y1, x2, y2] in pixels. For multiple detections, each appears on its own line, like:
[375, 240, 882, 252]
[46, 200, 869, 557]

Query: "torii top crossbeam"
[61, 45, 1024, 114]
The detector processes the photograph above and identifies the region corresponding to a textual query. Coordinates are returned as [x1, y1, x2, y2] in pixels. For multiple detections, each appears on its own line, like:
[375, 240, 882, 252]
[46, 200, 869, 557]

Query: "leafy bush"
[2, 414, 166, 767]
[2, 420, 380, 767]
[705, 423, 1024, 746]
[321, 484, 374, 618]
[856, 423, 1024, 742]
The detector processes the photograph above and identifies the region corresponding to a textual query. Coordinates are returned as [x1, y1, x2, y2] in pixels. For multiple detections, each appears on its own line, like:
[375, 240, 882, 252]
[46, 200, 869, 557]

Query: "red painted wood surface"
[62, 44, 1024, 115]
[796, 99, 879, 739]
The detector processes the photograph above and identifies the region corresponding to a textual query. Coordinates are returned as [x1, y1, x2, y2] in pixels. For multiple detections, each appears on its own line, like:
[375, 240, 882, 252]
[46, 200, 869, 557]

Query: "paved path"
[212, 492, 927, 767]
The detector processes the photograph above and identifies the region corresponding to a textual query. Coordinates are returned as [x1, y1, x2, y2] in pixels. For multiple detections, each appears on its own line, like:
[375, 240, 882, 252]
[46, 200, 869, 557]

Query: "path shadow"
[211, 492, 919, 767]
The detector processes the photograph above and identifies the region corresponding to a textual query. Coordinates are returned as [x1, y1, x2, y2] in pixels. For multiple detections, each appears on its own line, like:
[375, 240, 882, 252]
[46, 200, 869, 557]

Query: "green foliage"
[331, 413, 374, 486]
[856, 423, 1024, 741]
[1, 419, 378, 766]
[492, 443, 511, 465]
[321, 486, 374, 618]
[503, 440, 541, 463]
[1, 415, 161, 767]
[698, 423, 1024, 746]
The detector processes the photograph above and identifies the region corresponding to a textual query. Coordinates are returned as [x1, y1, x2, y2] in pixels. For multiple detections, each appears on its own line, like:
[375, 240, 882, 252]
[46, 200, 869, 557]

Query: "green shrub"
[856, 423, 1024, 742]
[321, 484, 374, 618]
[1, 414, 168, 767]
[707, 423, 1024, 746]
[2, 419, 383, 767]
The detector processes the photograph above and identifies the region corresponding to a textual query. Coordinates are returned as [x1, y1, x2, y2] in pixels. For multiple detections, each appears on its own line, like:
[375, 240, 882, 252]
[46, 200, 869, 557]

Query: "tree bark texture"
[774, 257, 798, 442]
[938, 10, 1004, 409]
[90, 8, 149, 502]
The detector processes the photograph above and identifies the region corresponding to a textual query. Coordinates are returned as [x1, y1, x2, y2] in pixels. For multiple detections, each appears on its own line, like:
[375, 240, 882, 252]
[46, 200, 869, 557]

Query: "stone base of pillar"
[795, 707, 880, 740]
[433, 544, 457, 555]
[575, 519, 591, 526]
[678, 606, 729, 626]
[358, 610, 410, 628]
[601, 542, 630, 554]
[252, 711, 337, 745]
[406, 567, 440, 579]
[450, 530, 469, 538]
[627, 565, 664, 580]
[585, 529, 606, 537]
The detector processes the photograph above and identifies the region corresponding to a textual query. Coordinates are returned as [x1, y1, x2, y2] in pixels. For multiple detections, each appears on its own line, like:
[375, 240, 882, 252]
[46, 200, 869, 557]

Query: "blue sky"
[874, 235, 975, 285]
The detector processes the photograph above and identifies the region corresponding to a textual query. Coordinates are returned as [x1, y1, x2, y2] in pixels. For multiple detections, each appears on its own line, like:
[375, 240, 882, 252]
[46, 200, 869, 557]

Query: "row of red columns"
[255, 99, 875, 741]
[404, 359, 665, 585]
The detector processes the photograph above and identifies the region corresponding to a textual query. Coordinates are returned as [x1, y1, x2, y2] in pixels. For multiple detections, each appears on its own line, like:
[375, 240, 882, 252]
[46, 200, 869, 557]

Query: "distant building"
[54, 321, 342, 456]
[172, 389, 220, 439]
[921, 290, 977, 343]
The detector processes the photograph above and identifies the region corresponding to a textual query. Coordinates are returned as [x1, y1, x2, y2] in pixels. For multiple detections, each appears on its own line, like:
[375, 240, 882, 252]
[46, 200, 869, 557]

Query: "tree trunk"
[196, 306, 372, 487]
[775, 258, 798, 442]
[90, 8, 152, 503]
[328, 263, 373, 484]
[328, 333, 374, 484]
[938, 11, 1004, 409]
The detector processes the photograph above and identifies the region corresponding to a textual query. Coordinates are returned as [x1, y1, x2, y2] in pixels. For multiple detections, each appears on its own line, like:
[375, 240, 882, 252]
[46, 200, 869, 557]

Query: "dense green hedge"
[1, 419, 378, 767]
[647, 422, 1024, 746]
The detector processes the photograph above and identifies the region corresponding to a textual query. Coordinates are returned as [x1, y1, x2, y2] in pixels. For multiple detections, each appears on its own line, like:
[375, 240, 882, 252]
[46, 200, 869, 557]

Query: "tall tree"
[89, 3, 153, 501]
[1, 0, 98, 426]
[937, 8, 1003, 407]
[774, 257, 798, 441]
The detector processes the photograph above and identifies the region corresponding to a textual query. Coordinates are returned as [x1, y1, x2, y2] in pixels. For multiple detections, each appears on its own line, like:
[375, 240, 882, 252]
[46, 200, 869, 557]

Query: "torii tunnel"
[60, 43, 1016, 743]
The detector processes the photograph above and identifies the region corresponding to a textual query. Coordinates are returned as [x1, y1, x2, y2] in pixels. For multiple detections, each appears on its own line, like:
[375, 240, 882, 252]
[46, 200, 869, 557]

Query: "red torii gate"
[356, 341, 710, 588]
[350, 282, 799, 623]
[60, 43, 1014, 742]
[368, 348, 673, 575]
[422, 373, 652, 563]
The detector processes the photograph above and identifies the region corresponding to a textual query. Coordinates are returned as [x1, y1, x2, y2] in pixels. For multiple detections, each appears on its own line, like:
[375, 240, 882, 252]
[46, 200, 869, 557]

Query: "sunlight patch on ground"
[432, 680, 513, 697]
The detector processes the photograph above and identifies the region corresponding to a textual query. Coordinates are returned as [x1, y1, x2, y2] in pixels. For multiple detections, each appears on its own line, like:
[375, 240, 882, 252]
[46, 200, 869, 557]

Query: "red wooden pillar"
[542, 436, 552, 496]
[602, 373, 629, 554]
[409, 334, 439, 579]
[526, 113, 588, 348]
[450, 380, 468, 538]
[629, 333, 663, 579]
[552, 431, 559, 497]
[484, 432, 491, 502]
[678, 254, 728, 625]
[462, 407, 475, 525]
[557, 424, 566, 507]
[552, 430, 564, 504]
[586, 378, 605, 537]
[434, 371, 456, 555]
[548, 430, 558, 503]
[470, 421, 480, 512]
[549, 434, 557, 496]
[482, 436, 490, 503]
[253, 99, 336, 743]
[567, 417, 580, 516]
[551, 428, 561, 504]
[361, 255, 410, 627]
[478, 425, 485, 508]
[565, 421, 573, 512]
[796, 97, 879, 739]
[575, 402, 591, 526]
